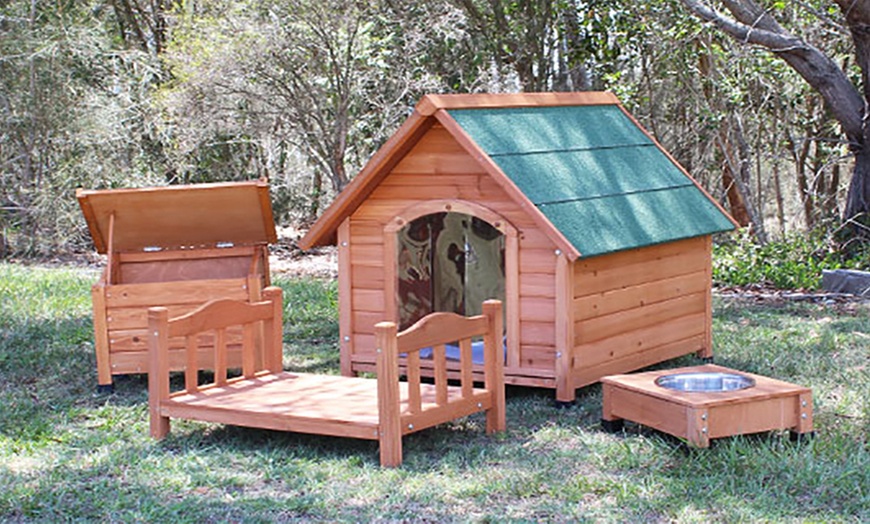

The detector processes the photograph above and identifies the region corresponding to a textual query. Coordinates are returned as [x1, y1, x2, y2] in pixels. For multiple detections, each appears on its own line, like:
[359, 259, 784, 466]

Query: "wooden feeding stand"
[601, 364, 814, 447]
[77, 180, 277, 392]
[299, 92, 739, 403]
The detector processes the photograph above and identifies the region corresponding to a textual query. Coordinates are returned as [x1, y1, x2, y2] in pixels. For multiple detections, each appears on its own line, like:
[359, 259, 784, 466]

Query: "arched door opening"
[396, 212, 505, 330]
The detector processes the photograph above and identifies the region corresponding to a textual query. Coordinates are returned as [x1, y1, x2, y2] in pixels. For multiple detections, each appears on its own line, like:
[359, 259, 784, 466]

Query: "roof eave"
[299, 110, 435, 249]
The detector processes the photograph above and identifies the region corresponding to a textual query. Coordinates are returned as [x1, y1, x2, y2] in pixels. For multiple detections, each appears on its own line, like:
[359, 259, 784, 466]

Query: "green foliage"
[0, 263, 868, 521]
[713, 229, 870, 290]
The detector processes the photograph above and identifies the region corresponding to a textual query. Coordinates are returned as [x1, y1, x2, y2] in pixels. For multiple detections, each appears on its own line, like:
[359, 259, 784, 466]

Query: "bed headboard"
[373, 299, 505, 465]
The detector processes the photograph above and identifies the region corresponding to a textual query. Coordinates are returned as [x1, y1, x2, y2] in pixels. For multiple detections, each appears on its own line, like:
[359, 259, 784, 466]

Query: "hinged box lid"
[77, 180, 278, 254]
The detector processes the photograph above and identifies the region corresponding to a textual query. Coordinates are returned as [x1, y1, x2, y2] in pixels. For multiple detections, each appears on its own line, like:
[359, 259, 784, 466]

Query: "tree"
[680, 0, 870, 239]
[451, 0, 625, 91]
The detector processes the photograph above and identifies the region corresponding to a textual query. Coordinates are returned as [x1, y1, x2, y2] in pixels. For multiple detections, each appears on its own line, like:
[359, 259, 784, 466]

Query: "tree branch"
[681, 0, 864, 146]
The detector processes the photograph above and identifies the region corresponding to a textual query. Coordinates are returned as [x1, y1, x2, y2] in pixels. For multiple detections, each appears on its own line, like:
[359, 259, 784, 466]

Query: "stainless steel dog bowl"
[655, 372, 755, 393]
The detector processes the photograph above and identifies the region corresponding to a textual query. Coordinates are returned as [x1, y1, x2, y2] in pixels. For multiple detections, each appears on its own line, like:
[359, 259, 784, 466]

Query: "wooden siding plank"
[520, 297, 556, 322]
[350, 243, 385, 267]
[572, 335, 705, 390]
[350, 264, 385, 289]
[573, 313, 706, 369]
[516, 345, 556, 370]
[352, 289, 385, 312]
[352, 311, 385, 333]
[105, 279, 249, 309]
[520, 273, 556, 298]
[520, 321, 556, 347]
[575, 292, 707, 344]
[517, 228, 558, 250]
[349, 220, 387, 242]
[574, 246, 708, 297]
[519, 248, 557, 275]
[575, 236, 706, 272]
[574, 270, 709, 321]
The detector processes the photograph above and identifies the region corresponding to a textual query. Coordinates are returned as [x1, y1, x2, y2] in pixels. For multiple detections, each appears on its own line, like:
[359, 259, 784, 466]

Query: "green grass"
[1, 262, 868, 522]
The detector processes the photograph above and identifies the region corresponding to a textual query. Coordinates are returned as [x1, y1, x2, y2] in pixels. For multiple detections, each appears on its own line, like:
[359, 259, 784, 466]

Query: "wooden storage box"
[77, 180, 277, 390]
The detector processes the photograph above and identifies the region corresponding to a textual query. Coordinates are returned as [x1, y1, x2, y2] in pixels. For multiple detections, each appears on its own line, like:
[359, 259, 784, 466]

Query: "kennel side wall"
[568, 235, 713, 396]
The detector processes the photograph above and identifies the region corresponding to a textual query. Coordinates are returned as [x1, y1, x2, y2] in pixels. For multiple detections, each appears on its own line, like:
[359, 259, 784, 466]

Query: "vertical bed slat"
[264, 286, 284, 373]
[459, 338, 473, 398]
[215, 328, 228, 386]
[147, 307, 171, 438]
[184, 335, 198, 392]
[242, 322, 256, 378]
[483, 300, 506, 433]
[407, 351, 422, 414]
[433, 344, 448, 406]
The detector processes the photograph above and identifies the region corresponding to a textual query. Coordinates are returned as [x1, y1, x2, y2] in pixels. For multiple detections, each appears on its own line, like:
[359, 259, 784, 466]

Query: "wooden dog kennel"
[300, 92, 738, 403]
[77, 180, 277, 391]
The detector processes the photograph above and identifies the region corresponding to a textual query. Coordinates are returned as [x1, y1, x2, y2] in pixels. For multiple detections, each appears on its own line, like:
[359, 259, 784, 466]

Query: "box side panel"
[708, 397, 802, 438]
[102, 278, 254, 377]
[120, 255, 254, 284]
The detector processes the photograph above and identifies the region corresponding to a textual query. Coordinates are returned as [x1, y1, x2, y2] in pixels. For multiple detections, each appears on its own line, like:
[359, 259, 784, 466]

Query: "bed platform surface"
[165, 371, 494, 440]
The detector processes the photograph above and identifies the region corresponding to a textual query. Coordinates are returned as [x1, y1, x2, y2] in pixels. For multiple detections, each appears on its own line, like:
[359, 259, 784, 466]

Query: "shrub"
[713, 228, 870, 290]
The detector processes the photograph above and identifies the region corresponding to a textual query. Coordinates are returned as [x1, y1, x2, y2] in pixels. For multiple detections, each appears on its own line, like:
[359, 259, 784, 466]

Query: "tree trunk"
[772, 157, 786, 235]
[682, 0, 870, 234]
[844, 149, 870, 228]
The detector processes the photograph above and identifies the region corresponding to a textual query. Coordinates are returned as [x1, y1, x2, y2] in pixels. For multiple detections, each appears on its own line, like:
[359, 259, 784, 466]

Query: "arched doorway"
[396, 212, 505, 330]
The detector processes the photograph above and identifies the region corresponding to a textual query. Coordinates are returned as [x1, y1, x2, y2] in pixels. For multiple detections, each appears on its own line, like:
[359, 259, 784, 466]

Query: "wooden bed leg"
[376, 321, 403, 467]
[483, 300, 506, 434]
[262, 286, 284, 373]
[148, 307, 171, 439]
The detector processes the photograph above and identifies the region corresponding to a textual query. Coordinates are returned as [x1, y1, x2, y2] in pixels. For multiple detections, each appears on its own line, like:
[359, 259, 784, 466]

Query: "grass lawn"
[1, 262, 867, 522]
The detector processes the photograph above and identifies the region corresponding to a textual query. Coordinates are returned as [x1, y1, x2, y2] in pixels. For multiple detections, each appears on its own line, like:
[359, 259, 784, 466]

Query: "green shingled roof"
[448, 105, 735, 257]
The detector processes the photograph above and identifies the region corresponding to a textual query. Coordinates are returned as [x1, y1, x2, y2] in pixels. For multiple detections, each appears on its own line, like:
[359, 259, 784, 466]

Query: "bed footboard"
[375, 300, 506, 467]
[147, 286, 284, 439]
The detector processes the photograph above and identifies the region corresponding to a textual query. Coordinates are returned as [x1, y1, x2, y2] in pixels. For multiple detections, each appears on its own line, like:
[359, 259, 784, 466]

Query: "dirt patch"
[714, 284, 870, 315]
[270, 228, 338, 280]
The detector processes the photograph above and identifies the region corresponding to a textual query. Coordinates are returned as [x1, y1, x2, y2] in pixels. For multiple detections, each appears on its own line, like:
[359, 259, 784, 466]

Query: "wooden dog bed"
[148, 287, 505, 467]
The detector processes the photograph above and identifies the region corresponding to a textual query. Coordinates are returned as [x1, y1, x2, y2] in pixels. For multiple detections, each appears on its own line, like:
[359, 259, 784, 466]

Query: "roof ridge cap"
[417, 92, 619, 114]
